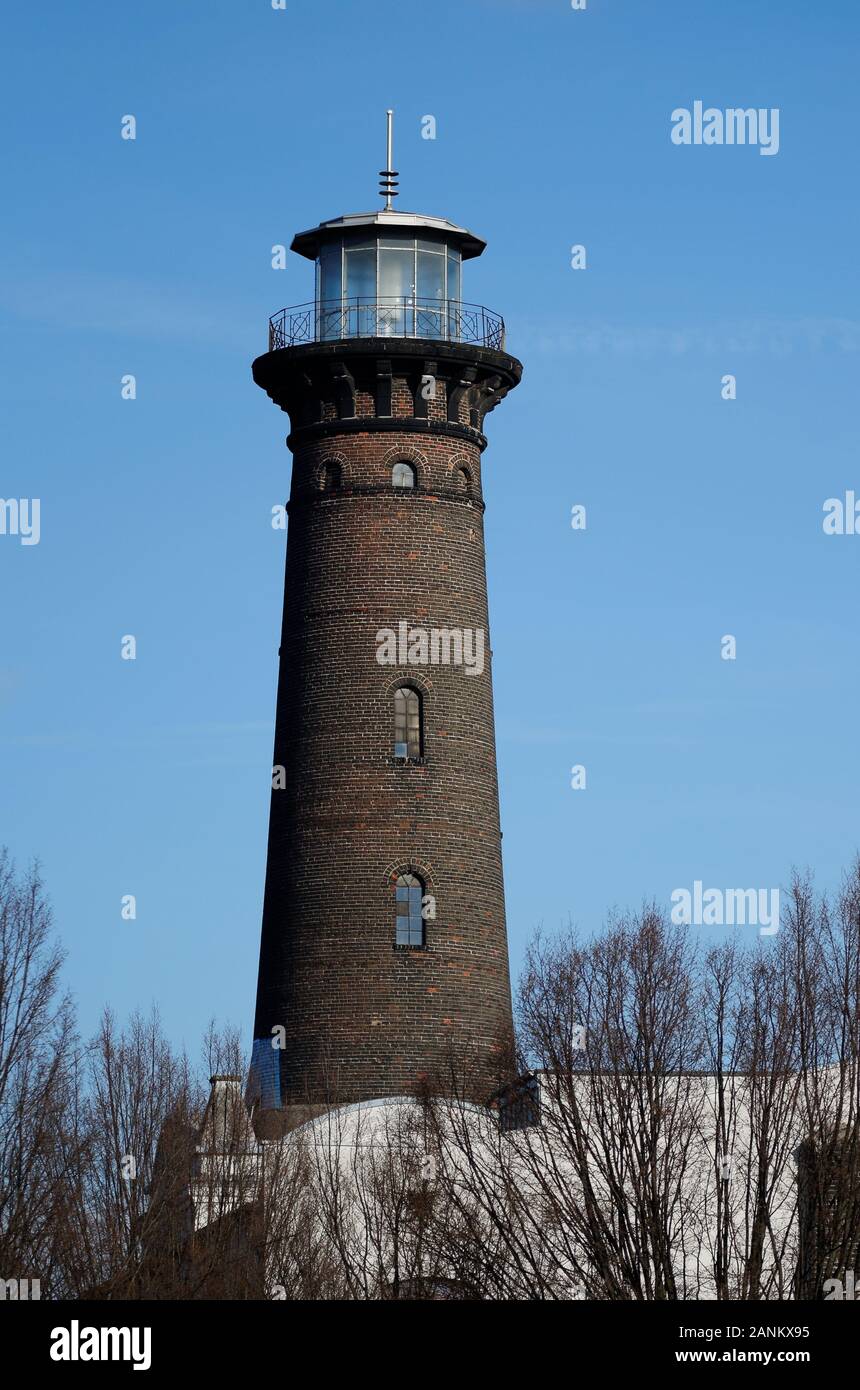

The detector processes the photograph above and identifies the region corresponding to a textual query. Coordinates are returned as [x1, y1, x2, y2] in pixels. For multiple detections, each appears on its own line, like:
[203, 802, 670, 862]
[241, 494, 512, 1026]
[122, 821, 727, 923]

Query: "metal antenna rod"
[379, 108, 399, 209]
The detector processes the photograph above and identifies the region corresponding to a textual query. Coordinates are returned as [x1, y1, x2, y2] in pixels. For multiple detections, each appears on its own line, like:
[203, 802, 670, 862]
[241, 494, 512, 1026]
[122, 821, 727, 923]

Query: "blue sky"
[1, 0, 858, 1054]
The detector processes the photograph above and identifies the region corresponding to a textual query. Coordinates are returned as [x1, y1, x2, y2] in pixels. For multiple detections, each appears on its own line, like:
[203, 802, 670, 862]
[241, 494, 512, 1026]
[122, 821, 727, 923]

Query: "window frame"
[321, 460, 342, 492]
[393, 684, 423, 760]
[395, 872, 426, 948]
[392, 460, 417, 490]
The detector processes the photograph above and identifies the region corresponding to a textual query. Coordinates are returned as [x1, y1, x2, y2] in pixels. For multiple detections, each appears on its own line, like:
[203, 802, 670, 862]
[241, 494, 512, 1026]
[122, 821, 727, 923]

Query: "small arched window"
[392, 461, 416, 489]
[394, 686, 422, 759]
[455, 466, 472, 496]
[395, 873, 425, 947]
[322, 461, 341, 492]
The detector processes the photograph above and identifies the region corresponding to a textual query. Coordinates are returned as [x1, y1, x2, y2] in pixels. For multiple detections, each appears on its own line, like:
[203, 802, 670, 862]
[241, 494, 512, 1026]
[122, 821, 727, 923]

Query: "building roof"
[290, 210, 487, 261]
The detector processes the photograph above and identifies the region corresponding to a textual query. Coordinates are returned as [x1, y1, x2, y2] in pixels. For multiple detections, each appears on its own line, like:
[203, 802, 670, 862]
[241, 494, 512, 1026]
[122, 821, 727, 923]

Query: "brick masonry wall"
[252, 341, 522, 1105]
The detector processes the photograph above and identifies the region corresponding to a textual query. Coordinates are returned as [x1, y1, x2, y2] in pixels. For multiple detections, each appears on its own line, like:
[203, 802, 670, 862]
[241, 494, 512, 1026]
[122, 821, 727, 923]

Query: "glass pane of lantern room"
[446, 253, 462, 339]
[379, 247, 414, 299]
[417, 250, 445, 340]
[417, 250, 445, 300]
[345, 247, 376, 335]
[319, 242, 342, 340]
[319, 243, 342, 304]
[447, 253, 461, 303]
[378, 248, 414, 336]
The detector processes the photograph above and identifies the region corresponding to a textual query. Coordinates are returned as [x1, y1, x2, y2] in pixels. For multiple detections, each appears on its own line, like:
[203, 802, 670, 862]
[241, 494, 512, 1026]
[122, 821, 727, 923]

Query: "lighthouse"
[250, 115, 522, 1120]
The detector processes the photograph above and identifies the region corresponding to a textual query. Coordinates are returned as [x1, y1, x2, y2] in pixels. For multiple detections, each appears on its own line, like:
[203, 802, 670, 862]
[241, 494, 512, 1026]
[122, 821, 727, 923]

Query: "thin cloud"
[0, 272, 257, 349]
[513, 315, 860, 358]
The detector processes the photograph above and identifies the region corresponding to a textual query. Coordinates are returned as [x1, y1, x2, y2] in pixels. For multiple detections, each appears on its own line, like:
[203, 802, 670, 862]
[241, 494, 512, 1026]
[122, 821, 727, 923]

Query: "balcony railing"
[268, 297, 505, 352]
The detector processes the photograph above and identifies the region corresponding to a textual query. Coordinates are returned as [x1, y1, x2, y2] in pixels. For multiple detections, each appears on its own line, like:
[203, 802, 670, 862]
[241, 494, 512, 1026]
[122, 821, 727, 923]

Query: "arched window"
[455, 466, 472, 496]
[322, 461, 341, 492]
[392, 461, 416, 489]
[396, 873, 424, 947]
[394, 686, 422, 759]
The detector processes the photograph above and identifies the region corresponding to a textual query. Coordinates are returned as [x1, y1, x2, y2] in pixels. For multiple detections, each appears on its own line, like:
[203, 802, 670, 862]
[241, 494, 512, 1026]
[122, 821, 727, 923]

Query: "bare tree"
[0, 851, 81, 1295]
[425, 873, 860, 1302]
[8, 846, 860, 1303]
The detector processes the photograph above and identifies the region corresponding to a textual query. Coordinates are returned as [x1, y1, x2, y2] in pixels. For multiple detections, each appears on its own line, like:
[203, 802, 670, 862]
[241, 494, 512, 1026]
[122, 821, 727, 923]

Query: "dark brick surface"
[252, 339, 522, 1104]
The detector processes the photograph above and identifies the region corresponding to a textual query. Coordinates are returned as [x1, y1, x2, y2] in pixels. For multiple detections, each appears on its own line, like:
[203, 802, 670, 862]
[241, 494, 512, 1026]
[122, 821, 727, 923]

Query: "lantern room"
[288, 209, 489, 343]
[267, 110, 505, 352]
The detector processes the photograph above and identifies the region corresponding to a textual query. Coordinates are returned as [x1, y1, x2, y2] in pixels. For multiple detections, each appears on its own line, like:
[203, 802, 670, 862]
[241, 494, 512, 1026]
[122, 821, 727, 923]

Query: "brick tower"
[250, 116, 522, 1114]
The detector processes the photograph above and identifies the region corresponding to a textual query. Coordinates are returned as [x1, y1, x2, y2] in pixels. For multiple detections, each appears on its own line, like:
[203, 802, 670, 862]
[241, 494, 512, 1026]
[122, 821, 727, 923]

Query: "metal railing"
[268, 297, 505, 352]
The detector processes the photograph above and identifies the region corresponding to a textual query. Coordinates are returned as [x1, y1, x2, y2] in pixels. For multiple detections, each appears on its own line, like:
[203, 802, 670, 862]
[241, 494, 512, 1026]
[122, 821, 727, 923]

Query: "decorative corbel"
[329, 361, 356, 420]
